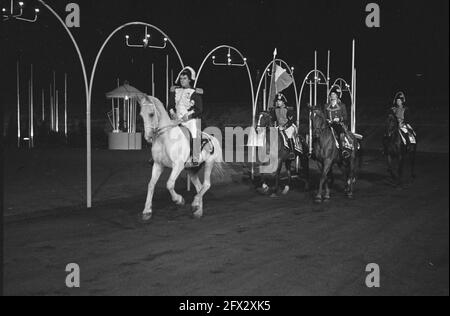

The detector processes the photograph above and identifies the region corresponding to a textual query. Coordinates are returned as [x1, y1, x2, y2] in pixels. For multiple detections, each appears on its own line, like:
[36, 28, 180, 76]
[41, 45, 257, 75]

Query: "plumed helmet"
[328, 85, 342, 99]
[393, 91, 406, 105]
[175, 66, 196, 84]
[274, 93, 288, 105]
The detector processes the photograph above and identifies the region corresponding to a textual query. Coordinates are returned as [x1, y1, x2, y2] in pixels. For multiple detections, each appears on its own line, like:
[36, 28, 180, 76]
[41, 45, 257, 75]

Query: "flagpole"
[314, 51, 318, 107]
[267, 48, 277, 109]
[351, 39, 355, 133]
[151, 63, 155, 96]
[41, 89, 45, 122]
[166, 54, 169, 109]
[327, 50, 331, 96]
[17, 61, 21, 148]
[64, 73, 68, 139]
[50, 84, 53, 131]
[30, 65, 34, 149]
[263, 69, 267, 111]
[309, 81, 313, 154]
[53, 71, 56, 131]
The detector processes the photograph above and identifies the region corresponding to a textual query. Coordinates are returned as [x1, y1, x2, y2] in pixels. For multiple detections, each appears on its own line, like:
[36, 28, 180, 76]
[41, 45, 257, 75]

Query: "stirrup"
[185, 159, 199, 168]
[342, 150, 351, 159]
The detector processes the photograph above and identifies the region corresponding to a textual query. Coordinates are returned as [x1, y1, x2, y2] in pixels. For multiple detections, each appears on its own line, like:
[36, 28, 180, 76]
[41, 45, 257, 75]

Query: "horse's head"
[256, 111, 272, 128]
[386, 113, 398, 135]
[138, 95, 159, 143]
[311, 107, 327, 138]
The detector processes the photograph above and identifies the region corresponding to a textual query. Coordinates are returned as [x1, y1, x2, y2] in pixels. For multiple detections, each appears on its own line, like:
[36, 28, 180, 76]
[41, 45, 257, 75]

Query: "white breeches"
[181, 119, 199, 138]
[283, 125, 297, 139]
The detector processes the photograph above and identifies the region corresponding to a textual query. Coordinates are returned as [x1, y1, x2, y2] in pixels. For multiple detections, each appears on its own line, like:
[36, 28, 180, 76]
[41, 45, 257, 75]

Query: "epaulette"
[195, 88, 204, 95]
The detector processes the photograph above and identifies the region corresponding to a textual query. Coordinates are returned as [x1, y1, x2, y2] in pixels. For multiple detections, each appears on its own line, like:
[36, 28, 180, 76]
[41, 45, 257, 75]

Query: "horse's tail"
[357, 140, 364, 170]
[210, 135, 225, 179]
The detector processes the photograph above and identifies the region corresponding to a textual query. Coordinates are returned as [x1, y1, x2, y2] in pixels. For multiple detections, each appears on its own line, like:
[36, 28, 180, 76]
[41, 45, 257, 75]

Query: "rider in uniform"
[168, 66, 203, 167]
[324, 86, 352, 159]
[270, 93, 299, 160]
[390, 92, 416, 146]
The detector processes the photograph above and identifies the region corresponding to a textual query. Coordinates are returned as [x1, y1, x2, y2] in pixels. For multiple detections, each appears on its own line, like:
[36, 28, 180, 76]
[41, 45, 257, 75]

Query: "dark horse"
[310, 107, 360, 202]
[256, 111, 309, 196]
[383, 113, 417, 185]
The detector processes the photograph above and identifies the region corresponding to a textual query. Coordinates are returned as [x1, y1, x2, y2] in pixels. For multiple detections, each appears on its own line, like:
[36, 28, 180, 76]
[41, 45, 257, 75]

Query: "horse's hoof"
[141, 213, 152, 221]
[192, 208, 203, 219]
[176, 197, 185, 206]
[270, 193, 279, 198]
[323, 195, 331, 201]
[314, 196, 323, 203]
[282, 186, 290, 195]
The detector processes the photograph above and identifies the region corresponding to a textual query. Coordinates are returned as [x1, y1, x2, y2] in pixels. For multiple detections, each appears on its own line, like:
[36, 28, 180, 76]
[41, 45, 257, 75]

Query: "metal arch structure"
[88, 22, 185, 208]
[253, 58, 299, 128]
[297, 69, 329, 124]
[194, 45, 255, 118]
[192, 45, 255, 185]
[331, 78, 353, 103]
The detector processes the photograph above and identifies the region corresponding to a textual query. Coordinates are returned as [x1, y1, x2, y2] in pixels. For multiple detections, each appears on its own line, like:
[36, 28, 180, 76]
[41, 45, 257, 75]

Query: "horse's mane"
[312, 107, 328, 128]
[387, 112, 399, 128]
[141, 95, 171, 122]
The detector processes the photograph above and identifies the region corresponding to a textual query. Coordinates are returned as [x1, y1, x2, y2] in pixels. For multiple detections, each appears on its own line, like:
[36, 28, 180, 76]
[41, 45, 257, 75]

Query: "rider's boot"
[288, 139, 296, 160]
[340, 134, 351, 159]
[185, 136, 200, 168]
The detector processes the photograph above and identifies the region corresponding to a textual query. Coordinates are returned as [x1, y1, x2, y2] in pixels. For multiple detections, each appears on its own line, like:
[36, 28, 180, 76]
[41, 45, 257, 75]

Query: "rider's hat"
[393, 91, 406, 105]
[328, 85, 342, 98]
[175, 66, 196, 84]
[274, 93, 288, 105]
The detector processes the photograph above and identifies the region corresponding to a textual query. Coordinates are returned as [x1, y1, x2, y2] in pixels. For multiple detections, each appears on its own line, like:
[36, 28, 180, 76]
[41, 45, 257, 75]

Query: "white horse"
[138, 95, 223, 220]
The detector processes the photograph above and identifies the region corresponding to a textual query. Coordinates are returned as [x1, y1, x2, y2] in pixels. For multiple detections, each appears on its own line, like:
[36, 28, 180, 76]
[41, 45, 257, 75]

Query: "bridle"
[142, 101, 177, 141]
[311, 110, 328, 139]
[256, 111, 272, 129]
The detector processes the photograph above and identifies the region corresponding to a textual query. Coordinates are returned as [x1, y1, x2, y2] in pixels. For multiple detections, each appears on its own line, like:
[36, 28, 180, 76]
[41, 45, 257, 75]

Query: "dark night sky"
[2, 0, 449, 119]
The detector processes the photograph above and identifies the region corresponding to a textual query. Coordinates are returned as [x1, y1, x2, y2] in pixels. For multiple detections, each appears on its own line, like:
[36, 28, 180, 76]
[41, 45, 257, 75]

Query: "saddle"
[329, 125, 357, 152]
[179, 125, 214, 164]
[398, 124, 417, 145]
[278, 128, 304, 155]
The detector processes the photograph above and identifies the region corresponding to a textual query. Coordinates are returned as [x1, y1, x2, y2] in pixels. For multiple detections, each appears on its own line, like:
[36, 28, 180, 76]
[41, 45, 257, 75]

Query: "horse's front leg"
[398, 152, 405, 186]
[282, 160, 292, 195]
[387, 154, 396, 181]
[271, 158, 283, 197]
[301, 154, 310, 191]
[410, 145, 417, 179]
[345, 158, 356, 198]
[167, 162, 185, 206]
[316, 159, 332, 202]
[142, 162, 164, 221]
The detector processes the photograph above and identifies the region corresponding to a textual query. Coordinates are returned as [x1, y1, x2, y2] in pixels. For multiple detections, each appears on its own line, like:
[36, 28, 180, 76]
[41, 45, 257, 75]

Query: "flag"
[268, 65, 293, 108]
[274, 65, 293, 93]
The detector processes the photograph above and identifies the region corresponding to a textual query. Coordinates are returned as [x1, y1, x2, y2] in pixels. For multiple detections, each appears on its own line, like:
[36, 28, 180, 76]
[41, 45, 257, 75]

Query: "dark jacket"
[168, 86, 204, 120]
[390, 106, 410, 126]
[325, 101, 348, 126]
[270, 106, 296, 128]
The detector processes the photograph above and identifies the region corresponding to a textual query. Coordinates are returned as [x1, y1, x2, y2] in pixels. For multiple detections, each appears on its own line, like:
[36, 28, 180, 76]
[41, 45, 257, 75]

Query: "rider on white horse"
[270, 93, 299, 160]
[391, 92, 416, 146]
[168, 66, 204, 167]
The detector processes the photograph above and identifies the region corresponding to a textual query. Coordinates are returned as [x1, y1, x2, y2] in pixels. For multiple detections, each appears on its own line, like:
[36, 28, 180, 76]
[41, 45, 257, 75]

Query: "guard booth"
[105, 82, 143, 150]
